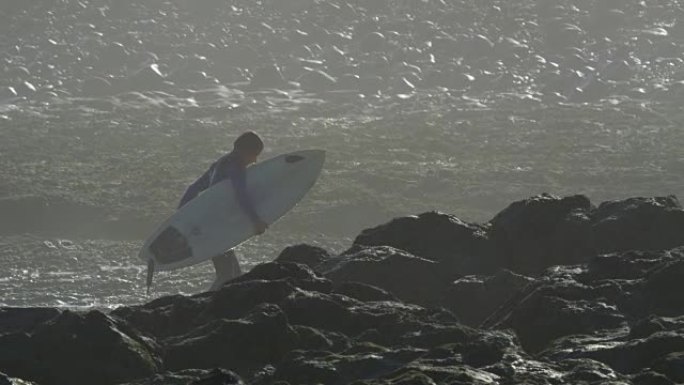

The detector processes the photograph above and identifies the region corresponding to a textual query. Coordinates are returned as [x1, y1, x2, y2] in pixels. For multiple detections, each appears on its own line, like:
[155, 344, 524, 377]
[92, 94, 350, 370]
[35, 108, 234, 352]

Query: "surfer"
[177, 131, 268, 289]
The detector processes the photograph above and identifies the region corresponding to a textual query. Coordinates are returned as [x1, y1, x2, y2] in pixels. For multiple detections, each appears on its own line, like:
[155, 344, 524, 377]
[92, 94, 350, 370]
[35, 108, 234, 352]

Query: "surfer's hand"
[253, 219, 268, 235]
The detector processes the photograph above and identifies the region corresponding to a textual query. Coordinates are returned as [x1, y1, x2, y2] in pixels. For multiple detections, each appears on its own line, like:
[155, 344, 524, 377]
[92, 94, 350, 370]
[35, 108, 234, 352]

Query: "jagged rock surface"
[3, 194, 684, 384]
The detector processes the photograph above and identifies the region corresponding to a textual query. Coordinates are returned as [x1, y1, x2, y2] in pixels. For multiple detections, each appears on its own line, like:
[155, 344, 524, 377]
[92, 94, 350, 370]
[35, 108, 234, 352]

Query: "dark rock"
[112, 293, 212, 339]
[436, 329, 519, 369]
[231, 261, 332, 293]
[482, 355, 562, 384]
[643, 257, 684, 316]
[13, 193, 684, 384]
[443, 270, 533, 327]
[354, 211, 493, 275]
[547, 331, 684, 375]
[558, 358, 624, 383]
[279, 289, 358, 334]
[376, 370, 438, 385]
[630, 316, 684, 339]
[269, 351, 339, 385]
[272, 347, 426, 385]
[189, 368, 244, 385]
[275, 244, 331, 270]
[585, 249, 675, 281]
[292, 325, 351, 352]
[323, 246, 446, 307]
[0, 310, 160, 385]
[332, 281, 398, 302]
[0, 307, 61, 335]
[489, 193, 594, 275]
[163, 304, 298, 374]
[652, 352, 684, 383]
[113, 279, 297, 339]
[631, 370, 676, 385]
[592, 196, 684, 253]
[630, 316, 668, 339]
[493, 291, 626, 352]
[120, 369, 245, 385]
[273, 349, 406, 385]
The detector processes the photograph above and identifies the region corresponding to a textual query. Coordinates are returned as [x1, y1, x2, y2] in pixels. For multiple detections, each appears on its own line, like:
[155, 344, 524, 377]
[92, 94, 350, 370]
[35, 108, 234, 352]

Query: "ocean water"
[1, 0, 684, 307]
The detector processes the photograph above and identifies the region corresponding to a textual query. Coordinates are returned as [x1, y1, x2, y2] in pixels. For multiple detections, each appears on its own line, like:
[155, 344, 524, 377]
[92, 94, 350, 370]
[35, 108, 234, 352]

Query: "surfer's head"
[233, 131, 264, 165]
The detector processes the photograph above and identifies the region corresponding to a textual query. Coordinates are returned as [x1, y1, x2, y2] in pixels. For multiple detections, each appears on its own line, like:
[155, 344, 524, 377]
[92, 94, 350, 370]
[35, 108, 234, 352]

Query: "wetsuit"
[178, 152, 259, 288]
[178, 152, 259, 222]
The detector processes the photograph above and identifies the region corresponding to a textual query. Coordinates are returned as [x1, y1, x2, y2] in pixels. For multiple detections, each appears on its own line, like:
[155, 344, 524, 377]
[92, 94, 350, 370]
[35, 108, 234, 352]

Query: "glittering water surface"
[2, 0, 684, 307]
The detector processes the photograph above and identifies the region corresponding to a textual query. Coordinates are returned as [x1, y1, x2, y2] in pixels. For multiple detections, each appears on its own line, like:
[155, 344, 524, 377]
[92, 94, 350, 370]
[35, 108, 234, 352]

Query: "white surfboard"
[139, 149, 325, 288]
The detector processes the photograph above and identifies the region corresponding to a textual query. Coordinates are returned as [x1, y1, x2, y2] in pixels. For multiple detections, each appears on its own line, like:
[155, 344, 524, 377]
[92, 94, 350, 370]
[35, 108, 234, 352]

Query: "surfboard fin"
[146, 259, 155, 295]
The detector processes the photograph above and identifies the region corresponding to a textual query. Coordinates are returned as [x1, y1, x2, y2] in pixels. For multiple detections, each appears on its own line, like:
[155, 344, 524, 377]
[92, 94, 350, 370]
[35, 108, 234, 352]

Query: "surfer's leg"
[210, 249, 242, 290]
[227, 249, 243, 276]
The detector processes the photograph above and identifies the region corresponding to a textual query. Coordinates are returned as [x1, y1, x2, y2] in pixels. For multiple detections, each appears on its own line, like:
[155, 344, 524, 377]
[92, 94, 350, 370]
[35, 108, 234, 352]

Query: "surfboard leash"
[146, 259, 155, 295]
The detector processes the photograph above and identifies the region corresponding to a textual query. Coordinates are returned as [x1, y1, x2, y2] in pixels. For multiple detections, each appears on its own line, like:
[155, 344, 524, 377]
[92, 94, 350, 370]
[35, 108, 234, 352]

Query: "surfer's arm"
[178, 169, 211, 209]
[178, 185, 198, 209]
[231, 172, 262, 224]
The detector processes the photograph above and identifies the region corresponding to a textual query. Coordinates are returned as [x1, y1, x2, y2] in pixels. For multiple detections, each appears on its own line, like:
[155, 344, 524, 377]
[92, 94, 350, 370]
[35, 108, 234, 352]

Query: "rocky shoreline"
[2, 193, 684, 384]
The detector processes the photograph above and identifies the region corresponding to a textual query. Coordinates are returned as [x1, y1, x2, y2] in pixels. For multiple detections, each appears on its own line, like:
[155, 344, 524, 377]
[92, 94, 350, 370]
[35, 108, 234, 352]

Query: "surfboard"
[139, 149, 325, 289]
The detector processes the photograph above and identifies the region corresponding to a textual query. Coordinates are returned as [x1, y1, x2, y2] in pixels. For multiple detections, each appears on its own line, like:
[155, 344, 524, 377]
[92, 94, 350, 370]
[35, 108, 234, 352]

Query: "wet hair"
[233, 131, 264, 153]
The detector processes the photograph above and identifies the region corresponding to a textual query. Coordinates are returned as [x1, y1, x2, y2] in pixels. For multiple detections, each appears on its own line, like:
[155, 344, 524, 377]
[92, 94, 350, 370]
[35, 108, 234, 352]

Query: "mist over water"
[1, 0, 684, 307]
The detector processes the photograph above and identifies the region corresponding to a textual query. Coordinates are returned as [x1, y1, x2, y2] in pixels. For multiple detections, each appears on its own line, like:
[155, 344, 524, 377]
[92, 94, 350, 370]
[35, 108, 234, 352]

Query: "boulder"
[188, 368, 245, 385]
[118, 369, 244, 385]
[292, 325, 351, 353]
[114, 262, 331, 342]
[493, 291, 626, 352]
[0, 307, 61, 335]
[275, 244, 331, 270]
[442, 270, 534, 327]
[642, 258, 684, 316]
[354, 212, 493, 275]
[546, 331, 684, 375]
[0, 310, 161, 385]
[279, 289, 358, 334]
[652, 352, 684, 384]
[163, 304, 298, 374]
[271, 348, 418, 385]
[489, 194, 594, 275]
[323, 246, 446, 307]
[631, 371, 675, 385]
[584, 249, 676, 281]
[332, 281, 398, 302]
[112, 293, 214, 339]
[231, 261, 332, 292]
[557, 358, 625, 383]
[591, 196, 684, 253]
